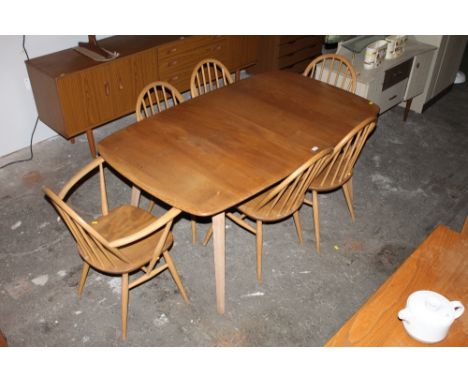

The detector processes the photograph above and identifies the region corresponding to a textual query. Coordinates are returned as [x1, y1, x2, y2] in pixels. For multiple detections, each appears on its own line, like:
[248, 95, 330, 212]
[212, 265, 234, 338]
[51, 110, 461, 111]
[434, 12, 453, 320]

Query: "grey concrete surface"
[1, 77, 467, 346]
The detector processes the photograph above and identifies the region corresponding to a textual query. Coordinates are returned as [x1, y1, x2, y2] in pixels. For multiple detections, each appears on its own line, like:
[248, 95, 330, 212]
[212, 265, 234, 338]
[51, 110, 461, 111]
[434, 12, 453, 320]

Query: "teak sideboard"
[26, 35, 259, 157]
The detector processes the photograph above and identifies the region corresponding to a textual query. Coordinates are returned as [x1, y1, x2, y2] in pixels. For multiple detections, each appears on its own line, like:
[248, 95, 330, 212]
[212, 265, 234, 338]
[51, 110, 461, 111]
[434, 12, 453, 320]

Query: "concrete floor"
[1, 77, 467, 347]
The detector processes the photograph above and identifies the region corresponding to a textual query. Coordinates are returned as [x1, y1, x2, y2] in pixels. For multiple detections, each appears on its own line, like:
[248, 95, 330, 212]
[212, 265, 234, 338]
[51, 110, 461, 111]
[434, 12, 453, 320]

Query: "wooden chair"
[43, 157, 189, 340]
[135, 81, 184, 122]
[204, 148, 332, 282]
[190, 58, 234, 98]
[134, 81, 197, 244]
[303, 117, 377, 253]
[303, 53, 357, 93]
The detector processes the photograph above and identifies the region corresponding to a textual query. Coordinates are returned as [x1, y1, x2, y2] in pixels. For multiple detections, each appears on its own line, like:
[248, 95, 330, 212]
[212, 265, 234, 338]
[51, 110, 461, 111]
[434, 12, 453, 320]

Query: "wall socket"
[24, 77, 31, 91]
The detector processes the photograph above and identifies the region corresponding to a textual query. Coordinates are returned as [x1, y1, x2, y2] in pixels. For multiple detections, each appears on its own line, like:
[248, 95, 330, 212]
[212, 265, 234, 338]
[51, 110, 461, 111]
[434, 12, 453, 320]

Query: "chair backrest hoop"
[255, 148, 333, 218]
[44, 185, 131, 272]
[303, 53, 357, 93]
[135, 81, 184, 122]
[190, 58, 234, 98]
[317, 116, 377, 188]
[44, 157, 133, 272]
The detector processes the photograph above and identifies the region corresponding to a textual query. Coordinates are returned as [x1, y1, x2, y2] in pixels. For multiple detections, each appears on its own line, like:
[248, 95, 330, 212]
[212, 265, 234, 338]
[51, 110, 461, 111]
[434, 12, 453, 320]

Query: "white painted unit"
[336, 37, 437, 115]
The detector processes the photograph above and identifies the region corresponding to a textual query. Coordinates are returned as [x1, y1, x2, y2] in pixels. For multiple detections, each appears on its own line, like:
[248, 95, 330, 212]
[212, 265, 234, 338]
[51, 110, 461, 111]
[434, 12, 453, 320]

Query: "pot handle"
[450, 301, 465, 319]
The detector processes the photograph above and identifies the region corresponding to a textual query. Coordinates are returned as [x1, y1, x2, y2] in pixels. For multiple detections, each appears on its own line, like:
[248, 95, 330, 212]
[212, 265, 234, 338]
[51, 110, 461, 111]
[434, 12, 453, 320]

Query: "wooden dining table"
[98, 70, 379, 314]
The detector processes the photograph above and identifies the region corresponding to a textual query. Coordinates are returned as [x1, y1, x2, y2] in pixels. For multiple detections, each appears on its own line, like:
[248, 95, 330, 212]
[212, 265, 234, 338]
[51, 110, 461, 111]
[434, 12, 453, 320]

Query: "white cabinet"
[336, 37, 437, 116]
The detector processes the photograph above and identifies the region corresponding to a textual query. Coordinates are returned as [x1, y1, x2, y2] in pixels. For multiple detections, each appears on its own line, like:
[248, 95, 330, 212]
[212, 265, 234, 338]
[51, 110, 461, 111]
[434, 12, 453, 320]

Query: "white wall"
[0, 35, 109, 158]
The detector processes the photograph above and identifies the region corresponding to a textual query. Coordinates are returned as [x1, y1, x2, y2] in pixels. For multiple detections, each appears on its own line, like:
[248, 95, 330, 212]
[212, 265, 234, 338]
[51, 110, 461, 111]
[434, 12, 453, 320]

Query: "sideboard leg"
[85, 130, 97, 158]
[70, 138, 76, 144]
[403, 98, 413, 122]
[236, 69, 241, 82]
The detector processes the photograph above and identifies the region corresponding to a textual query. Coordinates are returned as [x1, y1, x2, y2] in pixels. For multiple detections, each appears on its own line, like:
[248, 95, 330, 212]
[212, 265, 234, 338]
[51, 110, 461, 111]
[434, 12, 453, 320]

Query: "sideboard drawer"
[378, 78, 409, 112]
[159, 39, 228, 76]
[278, 36, 322, 57]
[278, 45, 323, 69]
[279, 35, 304, 44]
[159, 38, 229, 89]
[382, 59, 413, 91]
[158, 36, 224, 59]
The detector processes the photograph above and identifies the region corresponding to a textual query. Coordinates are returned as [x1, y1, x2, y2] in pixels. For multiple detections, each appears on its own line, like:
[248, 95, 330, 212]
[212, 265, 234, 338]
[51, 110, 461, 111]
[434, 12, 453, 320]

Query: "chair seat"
[91, 205, 173, 273]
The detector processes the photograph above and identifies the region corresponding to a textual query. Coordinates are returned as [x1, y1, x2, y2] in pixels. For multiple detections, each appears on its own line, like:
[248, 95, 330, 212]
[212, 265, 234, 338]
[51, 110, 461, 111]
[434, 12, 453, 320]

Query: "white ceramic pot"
[398, 290, 464, 343]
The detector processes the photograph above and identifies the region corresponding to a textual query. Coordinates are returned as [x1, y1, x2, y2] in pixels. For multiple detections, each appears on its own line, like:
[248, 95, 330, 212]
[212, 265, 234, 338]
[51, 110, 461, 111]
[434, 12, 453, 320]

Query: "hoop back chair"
[204, 148, 333, 282]
[135, 81, 185, 122]
[43, 157, 188, 340]
[303, 117, 377, 252]
[190, 58, 234, 98]
[303, 53, 357, 93]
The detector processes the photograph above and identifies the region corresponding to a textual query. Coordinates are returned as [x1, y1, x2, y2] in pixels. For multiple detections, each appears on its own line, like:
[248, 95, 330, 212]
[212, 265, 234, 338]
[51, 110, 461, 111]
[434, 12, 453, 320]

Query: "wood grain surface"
[99, 70, 379, 217]
[326, 221, 468, 346]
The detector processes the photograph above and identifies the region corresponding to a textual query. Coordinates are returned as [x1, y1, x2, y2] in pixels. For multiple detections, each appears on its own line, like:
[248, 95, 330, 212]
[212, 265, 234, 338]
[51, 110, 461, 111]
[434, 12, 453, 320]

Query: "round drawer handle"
[169, 60, 178, 66]
[170, 76, 179, 82]
[169, 47, 177, 54]
[416, 63, 421, 69]
[104, 81, 110, 96]
[389, 95, 397, 101]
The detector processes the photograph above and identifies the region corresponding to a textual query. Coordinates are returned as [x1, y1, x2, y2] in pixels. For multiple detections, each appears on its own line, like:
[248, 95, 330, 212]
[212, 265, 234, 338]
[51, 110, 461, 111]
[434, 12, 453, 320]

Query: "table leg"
[212, 212, 225, 314]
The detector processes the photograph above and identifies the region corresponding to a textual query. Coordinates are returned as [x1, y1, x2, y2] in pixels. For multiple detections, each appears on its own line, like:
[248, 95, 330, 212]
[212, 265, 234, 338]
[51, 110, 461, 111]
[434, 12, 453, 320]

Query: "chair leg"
[347, 178, 353, 202]
[256, 220, 263, 283]
[164, 250, 189, 303]
[130, 186, 141, 207]
[342, 180, 355, 222]
[312, 190, 321, 253]
[203, 225, 213, 246]
[191, 217, 197, 244]
[147, 199, 156, 213]
[77, 262, 90, 297]
[121, 273, 129, 340]
[293, 211, 304, 245]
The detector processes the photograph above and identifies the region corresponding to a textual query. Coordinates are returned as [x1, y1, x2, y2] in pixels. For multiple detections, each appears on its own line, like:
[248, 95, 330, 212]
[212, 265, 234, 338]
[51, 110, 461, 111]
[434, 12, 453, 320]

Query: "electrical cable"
[22, 35, 30, 60]
[0, 116, 39, 170]
[0, 35, 38, 170]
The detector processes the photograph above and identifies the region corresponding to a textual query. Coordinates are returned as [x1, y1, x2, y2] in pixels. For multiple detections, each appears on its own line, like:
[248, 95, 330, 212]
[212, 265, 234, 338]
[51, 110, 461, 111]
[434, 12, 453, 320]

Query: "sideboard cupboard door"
[404, 50, 434, 101]
[109, 56, 136, 116]
[56, 72, 88, 137]
[132, 48, 159, 97]
[229, 36, 258, 72]
[81, 56, 138, 128]
[81, 63, 118, 127]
